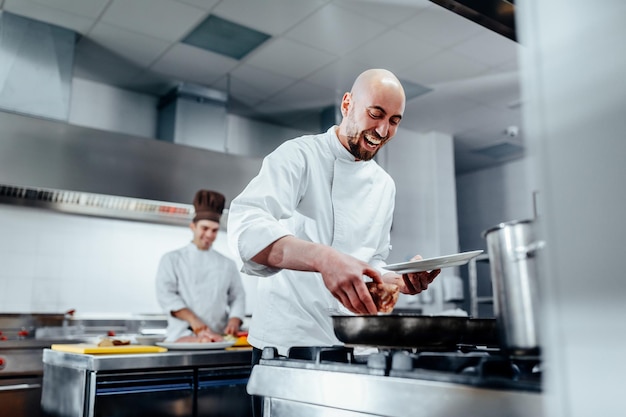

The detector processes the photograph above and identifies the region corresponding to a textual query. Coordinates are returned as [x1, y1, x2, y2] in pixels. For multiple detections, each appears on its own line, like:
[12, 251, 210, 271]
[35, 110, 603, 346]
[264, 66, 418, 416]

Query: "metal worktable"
[42, 347, 252, 371]
[41, 348, 253, 417]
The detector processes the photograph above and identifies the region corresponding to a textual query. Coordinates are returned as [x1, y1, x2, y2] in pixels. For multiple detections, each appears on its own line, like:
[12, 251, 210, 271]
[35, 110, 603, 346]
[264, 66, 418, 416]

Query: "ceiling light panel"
[183, 14, 271, 60]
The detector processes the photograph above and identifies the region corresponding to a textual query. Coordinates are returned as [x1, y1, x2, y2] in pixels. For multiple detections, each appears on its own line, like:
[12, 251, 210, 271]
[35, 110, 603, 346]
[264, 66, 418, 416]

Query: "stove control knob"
[0, 357, 6, 371]
[367, 352, 389, 370]
[390, 351, 414, 371]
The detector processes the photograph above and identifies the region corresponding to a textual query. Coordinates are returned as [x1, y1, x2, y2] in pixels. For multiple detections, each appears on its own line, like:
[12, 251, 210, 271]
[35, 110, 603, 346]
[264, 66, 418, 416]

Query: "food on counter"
[175, 334, 222, 343]
[172, 332, 249, 347]
[98, 337, 131, 347]
[366, 282, 399, 313]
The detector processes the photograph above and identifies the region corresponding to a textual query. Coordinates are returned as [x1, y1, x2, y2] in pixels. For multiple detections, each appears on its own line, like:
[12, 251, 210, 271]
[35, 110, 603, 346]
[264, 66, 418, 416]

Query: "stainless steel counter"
[42, 347, 252, 371]
[41, 348, 253, 417]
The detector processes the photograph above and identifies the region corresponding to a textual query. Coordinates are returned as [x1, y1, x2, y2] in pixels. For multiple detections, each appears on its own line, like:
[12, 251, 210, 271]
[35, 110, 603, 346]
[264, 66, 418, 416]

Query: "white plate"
[384, 250, 484, 273]
[156, 340, 236, 350]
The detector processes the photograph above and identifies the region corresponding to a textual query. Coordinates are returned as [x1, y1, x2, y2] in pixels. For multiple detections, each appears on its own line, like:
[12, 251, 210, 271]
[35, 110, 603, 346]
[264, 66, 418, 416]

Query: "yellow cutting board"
[51, 343, 167, 354]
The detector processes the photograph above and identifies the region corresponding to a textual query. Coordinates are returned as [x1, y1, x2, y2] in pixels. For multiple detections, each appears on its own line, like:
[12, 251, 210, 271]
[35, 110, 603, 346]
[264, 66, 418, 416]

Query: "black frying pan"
[332, 315, 498, 349]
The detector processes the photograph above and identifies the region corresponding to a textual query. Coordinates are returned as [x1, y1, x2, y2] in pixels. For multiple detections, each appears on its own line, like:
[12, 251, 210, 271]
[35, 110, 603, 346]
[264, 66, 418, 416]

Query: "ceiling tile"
[175, 0, 220, 11]
[450, 30, 520, 68]
[438, 71, 520, 108]
[333, 0, 431, 26]
[101, 0, 206, 42]
[400, 49, 489, 85]
[89, 22, 171, 67]
[213, 0, 327, 35]
[400, 89, 477, 133]
[396, 5, 484, 49]
[347, 29, 441, 74]
[244, 37, 337, 80]
[305, 58, 372, 93]
[284, 3, 388, 56]
[24, 0, 109, 18]
[3, 0, 96, 33]
[151, 43, 238, 86]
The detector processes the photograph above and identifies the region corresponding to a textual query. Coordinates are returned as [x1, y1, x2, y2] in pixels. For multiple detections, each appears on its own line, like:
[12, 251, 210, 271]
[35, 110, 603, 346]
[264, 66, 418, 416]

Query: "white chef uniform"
[228, 126, 395, 356]
[155, 243, 246, 341]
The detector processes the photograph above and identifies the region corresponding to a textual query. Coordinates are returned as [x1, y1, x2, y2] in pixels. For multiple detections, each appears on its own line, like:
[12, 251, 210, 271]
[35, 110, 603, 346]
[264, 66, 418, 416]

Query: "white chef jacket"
[228, 126, 395, 356]
[155, 243, 246, 341]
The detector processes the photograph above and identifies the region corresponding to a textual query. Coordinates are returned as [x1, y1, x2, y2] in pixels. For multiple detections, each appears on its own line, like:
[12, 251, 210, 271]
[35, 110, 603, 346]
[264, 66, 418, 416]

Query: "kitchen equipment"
[482, 219, 544, 355]
[332, 315, 499, 349]
[50, 343, 167, 354]
[41, 348, 253, 417]
[0, 314, 86, 417]
[248, 345, 542, 417]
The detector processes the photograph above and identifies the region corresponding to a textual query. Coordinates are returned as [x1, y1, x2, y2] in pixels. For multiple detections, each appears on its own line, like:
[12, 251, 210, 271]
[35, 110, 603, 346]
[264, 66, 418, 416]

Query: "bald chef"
[156, 190, 246, 342]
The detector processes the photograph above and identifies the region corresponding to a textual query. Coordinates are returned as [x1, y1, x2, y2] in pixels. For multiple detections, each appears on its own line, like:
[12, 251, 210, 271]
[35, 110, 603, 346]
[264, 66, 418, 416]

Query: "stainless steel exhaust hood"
[0, 111, 262, 224]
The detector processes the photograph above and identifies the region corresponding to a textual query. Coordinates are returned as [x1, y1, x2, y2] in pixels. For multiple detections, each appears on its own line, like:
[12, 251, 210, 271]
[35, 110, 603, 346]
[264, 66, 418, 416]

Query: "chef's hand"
[318, 249, 381, 315]
[224, 318, 242, 336]
[188, 317, 209, 335]
[395, 255, 441, 295]
[250, 236, 380, 315]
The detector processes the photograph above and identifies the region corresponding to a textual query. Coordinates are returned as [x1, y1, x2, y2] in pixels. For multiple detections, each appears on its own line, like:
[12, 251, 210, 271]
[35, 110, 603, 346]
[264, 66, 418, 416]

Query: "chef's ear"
[340, 92, 351, 117]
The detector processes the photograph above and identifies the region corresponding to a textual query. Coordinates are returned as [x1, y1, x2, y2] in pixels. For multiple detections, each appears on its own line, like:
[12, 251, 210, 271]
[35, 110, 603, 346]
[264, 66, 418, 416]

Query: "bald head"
[337, 69, 406, 161]
[350, 69, 406, 111]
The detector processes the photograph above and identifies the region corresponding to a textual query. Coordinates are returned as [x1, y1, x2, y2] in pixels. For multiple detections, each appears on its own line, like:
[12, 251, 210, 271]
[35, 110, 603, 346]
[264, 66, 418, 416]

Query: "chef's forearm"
[251, 235, 334, 273]
[172, 308, 207, 332]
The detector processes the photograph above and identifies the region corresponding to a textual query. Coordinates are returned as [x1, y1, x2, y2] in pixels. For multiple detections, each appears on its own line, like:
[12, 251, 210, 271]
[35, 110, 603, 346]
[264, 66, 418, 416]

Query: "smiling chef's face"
[338, 70, 405, 161]
[190, 219, 219, 250]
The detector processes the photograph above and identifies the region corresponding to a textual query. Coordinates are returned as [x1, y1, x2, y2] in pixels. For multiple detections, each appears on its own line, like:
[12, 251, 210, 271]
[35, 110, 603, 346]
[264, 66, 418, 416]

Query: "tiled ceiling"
[0, 0, 524, 174]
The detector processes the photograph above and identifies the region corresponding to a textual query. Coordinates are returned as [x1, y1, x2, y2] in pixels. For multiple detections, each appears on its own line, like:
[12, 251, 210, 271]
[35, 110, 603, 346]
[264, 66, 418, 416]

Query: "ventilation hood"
[0, 111, 262, 208]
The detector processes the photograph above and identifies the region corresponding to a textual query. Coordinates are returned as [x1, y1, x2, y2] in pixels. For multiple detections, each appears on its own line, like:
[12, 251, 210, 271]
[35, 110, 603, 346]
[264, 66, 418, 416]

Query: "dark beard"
[348, 139, 375, 161]
[347, 130, 383, 161]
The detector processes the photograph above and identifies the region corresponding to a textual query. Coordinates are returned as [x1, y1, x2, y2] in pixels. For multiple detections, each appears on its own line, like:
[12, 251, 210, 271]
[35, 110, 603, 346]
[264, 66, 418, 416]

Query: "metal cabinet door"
[197, 366, 252, 417]
[0, 376, 43, 417]
[93, 370, 194, 417]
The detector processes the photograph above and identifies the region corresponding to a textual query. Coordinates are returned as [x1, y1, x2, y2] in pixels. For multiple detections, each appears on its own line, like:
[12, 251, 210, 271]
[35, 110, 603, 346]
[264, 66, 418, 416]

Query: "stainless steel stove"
[247, 345, 543, 417]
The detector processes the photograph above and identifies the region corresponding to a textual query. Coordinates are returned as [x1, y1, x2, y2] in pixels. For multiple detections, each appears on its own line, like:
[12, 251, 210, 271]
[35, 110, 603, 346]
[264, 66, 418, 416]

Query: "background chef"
[156, 189, 246, 342]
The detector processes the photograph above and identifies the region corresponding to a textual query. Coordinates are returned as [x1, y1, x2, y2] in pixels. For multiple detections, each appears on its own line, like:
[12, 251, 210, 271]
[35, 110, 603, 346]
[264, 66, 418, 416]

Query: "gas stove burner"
[389, 350, 542, 392]
[259, 345, 542, 393]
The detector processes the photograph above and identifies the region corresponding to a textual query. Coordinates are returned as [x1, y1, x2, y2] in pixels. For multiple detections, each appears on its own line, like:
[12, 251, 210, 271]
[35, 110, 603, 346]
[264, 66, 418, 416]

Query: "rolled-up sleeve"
[228, 142, 306, 277]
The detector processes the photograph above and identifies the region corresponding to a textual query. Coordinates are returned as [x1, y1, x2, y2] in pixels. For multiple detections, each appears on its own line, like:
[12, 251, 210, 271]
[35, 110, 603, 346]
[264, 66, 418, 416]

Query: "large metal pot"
[482, 219, 544, 355]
